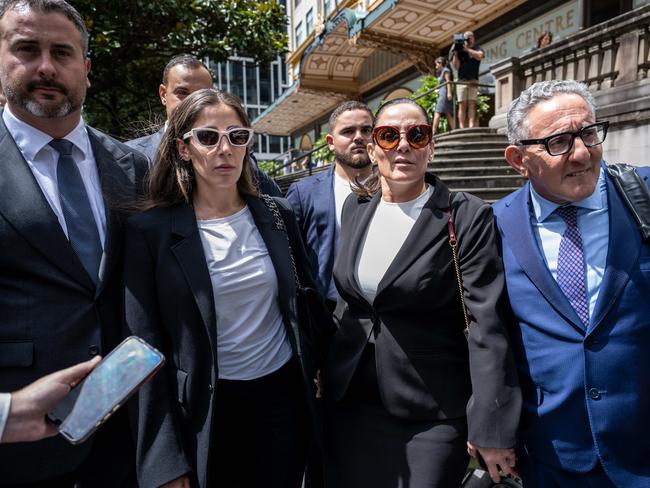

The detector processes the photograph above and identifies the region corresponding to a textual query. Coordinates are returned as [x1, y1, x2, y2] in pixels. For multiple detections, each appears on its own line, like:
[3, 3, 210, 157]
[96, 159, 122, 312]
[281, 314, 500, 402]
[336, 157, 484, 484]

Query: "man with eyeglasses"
[490, 80, 650, 487]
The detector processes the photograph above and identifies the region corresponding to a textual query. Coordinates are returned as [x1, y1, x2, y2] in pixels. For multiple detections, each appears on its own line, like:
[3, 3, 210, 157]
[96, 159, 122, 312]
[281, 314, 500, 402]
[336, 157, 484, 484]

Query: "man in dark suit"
[286, 101, 373, 304]
[126, 54, 281, 196]
[493, 80, 650, 487]
[0, 0, 148, 485]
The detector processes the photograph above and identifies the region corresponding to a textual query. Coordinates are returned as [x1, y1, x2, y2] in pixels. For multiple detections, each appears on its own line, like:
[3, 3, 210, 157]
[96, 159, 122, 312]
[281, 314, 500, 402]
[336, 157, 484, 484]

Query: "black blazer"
[0, 117, 148, 485]
[124, 195, 318, 488]
[325, 173, 521, 448]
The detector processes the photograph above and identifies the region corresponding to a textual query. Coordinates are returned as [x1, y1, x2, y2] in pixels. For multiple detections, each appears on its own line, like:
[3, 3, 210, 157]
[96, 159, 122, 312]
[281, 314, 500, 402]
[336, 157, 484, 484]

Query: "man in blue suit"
[286, 101, 373, 306]
[493, 80, 650, 487]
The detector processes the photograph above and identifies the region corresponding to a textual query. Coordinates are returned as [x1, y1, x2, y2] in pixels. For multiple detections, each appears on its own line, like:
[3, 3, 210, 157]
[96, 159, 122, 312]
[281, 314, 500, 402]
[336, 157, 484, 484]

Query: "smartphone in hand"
[47, 336, 164, 444]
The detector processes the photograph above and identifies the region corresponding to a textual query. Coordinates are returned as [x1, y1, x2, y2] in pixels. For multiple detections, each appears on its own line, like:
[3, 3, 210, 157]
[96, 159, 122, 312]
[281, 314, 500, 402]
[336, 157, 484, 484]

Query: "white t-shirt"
[356, 185, 433, 301]
[333, 172, 355, 231]
[198, 206, 292, 380]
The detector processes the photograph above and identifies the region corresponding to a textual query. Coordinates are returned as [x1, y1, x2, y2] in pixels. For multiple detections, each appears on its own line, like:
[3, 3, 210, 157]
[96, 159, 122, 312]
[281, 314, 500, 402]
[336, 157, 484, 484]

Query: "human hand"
[160, 475, 191, 488]
[467, 441, 518, 482]
[2, 356, 101, 443]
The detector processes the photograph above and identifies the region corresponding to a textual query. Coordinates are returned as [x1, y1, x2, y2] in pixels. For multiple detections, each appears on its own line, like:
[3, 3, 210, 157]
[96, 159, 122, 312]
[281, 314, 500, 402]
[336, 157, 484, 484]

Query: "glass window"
[259, 65, 271, 106]
[295, 21, 303, 46]
[245, 63, 258, 105]
[220, 63, 228, 91]
[306, 8, 313, 34]
[324, 0, 332, 17]
[229, 62, 244, 101]
[270, 136, 282, 154]
[247, 107, 258, 122]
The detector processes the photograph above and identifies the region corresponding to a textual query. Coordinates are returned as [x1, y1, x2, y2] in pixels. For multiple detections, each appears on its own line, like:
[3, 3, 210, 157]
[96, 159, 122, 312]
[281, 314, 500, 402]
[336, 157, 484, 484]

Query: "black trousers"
[210, 358, 310, 488]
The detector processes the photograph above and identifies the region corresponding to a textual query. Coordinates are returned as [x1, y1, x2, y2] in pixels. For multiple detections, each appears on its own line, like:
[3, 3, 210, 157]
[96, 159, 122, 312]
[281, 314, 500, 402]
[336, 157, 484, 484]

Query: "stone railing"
[489, 3, 650, 131]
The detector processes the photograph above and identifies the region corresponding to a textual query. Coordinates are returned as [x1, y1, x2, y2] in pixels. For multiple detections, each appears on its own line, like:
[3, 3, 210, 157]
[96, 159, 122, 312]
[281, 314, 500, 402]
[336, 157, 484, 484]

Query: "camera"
[454, 33, 465, 50]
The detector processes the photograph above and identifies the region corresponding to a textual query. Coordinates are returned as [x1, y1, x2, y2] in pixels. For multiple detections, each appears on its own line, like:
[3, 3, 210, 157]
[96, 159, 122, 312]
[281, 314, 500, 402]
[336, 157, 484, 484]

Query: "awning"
[253, 0, 527, 136]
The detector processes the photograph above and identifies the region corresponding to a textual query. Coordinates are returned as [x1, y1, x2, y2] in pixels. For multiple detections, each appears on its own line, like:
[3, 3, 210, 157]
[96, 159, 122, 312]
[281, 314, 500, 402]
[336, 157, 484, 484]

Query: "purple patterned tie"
[555, 205, 589, 328]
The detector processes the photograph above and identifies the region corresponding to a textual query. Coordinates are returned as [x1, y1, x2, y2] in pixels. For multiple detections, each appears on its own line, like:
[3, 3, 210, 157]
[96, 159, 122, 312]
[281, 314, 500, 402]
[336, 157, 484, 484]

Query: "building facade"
[254, 0, 650, 166]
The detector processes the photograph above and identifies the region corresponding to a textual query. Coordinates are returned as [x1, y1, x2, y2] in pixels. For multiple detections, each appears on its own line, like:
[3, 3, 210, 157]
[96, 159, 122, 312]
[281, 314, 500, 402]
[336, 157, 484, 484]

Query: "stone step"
[432, 148, 506, 160]
[435, 140, 507, 152]
[430, 165, 517, 177]
[435, 132, 508, 144]
[431, 157, 508, 169]
[437, 174, 525, 189]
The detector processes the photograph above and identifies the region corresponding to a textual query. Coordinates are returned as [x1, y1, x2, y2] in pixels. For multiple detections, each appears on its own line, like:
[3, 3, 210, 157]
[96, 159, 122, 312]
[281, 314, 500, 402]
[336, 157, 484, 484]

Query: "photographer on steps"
[450, 31, 485, 129]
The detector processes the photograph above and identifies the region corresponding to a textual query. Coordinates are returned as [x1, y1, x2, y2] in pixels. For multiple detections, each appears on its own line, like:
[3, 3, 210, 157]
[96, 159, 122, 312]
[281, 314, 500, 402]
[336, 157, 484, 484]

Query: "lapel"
[338, 189, 380, 309]
[244, 195, 295, 303]
[589, 171, 642, 331]
[499, 183, 586, 333]
[88, 128, 138, 297]
[374, 173, 452, 301]
[0, 118, 95, 291]
[169, 203, 217, 352]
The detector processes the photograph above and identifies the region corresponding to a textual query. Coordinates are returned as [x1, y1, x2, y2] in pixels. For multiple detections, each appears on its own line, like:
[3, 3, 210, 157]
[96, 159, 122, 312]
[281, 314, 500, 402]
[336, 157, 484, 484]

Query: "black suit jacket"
[325, 173, 521, 448]
[126, 125, 165, 164]
[124, 195, 318, 488]
[0, 117, 149, 485]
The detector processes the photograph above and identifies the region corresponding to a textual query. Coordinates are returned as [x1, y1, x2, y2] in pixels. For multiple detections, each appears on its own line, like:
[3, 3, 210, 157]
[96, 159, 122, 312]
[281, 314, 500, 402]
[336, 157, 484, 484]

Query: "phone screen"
[53, 336, 164, 443]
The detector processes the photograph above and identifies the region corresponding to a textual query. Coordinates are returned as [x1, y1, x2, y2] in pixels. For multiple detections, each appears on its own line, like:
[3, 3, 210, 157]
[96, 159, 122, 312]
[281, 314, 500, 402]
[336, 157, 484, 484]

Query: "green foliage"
[311, 134, 335, 165]
[258, 159, 282, 175]
[74, 0, 288, 139]
[410, 75, 440, 122]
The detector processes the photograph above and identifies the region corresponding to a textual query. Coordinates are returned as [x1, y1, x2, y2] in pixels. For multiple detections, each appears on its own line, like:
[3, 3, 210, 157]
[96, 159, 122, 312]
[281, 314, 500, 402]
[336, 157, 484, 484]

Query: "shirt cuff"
[0, 392, 11, 442]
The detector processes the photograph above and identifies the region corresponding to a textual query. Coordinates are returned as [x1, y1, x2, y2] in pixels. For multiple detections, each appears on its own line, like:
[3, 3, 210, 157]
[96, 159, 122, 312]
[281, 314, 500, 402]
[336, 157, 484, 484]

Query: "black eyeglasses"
[518, 121, 609, 156]
[183, 127, 254, 147]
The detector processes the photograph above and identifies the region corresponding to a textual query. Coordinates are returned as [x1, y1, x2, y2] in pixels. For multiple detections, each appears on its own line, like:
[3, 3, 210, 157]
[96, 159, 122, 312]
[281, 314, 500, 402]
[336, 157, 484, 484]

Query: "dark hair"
[354, 97, 431, 199]
[537, 31, 553, 48]
[0, 0, 89, 53]
[145, 88, 257, 209]
[435, 56, 449, 75]
[328, 100, 373, 132]
[162, 54, 213, 86]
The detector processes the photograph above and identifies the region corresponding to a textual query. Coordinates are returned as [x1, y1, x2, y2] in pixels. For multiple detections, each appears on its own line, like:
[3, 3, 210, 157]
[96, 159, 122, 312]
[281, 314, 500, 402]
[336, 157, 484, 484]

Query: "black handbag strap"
[259, 194, 303, 290]
[605, 163, 650, 242]
[446, 194, 470, 340]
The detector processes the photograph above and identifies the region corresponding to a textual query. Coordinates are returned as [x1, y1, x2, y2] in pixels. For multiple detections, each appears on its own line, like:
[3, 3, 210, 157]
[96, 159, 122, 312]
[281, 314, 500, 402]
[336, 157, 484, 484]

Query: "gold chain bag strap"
[446, 194, 470, 340]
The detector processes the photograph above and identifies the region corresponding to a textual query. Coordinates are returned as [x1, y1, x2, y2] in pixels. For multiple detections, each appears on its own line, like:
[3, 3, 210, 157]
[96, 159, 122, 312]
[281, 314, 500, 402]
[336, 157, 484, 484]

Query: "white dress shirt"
[0, 393, 10, 442]
[529, 168, 609, 320]
[2, 106, 106, 247]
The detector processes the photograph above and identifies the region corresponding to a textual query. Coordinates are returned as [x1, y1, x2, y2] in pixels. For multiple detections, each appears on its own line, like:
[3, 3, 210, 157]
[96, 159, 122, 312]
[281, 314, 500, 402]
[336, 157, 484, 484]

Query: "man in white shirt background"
[286, 100, 374, 309]
[0, 0, 148, 485]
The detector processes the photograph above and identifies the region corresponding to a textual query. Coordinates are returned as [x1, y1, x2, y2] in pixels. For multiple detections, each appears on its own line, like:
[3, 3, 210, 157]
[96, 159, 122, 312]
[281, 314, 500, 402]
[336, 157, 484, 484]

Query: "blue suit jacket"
[286, 166, 337, 299]
[493, 165, 650, 487]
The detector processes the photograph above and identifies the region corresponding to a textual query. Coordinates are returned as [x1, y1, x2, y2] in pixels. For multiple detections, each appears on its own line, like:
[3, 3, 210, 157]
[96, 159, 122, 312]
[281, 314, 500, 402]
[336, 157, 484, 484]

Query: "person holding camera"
[450, 31, 485, 129]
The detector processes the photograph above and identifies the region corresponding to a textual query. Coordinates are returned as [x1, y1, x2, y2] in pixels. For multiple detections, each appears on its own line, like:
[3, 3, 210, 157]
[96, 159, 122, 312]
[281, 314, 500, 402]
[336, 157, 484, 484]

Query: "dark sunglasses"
[518, 121, 609, 156]
[183, 127, 254, 147]
[373, 125, 433, 151]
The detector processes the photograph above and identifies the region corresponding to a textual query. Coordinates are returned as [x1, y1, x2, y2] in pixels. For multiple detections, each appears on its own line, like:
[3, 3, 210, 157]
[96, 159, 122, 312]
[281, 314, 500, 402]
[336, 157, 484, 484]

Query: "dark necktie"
[555, 205, 589, 328]
[50, 139, 102, 284]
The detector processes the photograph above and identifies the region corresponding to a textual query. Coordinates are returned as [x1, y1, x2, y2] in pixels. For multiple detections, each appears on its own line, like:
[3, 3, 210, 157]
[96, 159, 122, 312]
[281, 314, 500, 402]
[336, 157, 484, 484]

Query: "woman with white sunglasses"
[323, 98, 521, 487]
[124, 89, 325, 488]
